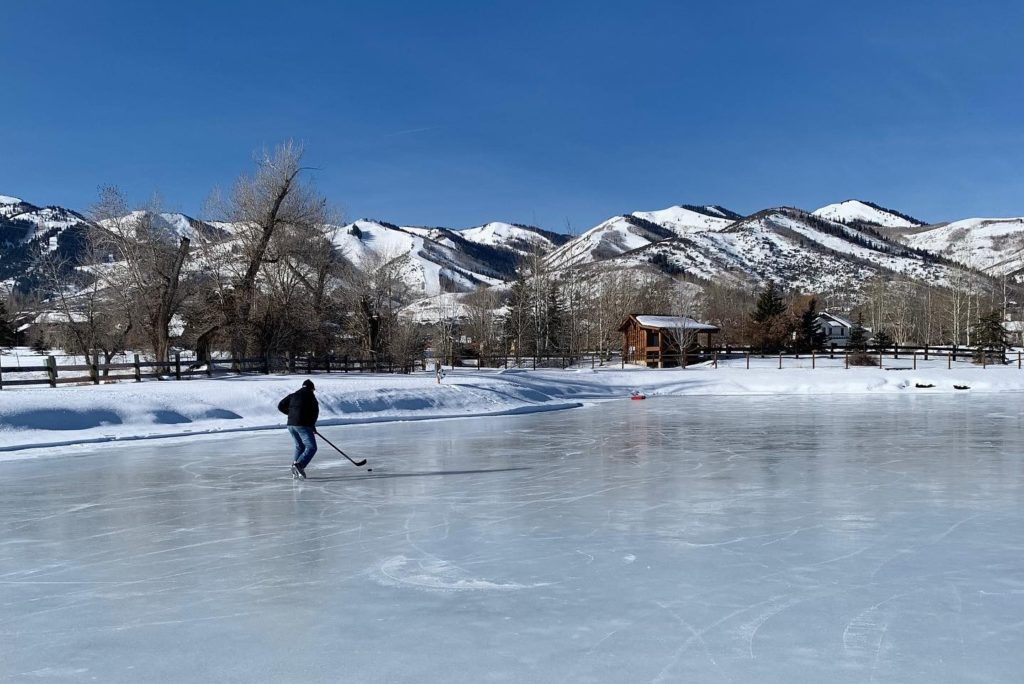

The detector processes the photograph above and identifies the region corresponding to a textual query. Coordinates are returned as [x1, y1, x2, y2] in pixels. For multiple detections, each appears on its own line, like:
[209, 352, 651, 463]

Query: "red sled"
[630, 393, 646, 400]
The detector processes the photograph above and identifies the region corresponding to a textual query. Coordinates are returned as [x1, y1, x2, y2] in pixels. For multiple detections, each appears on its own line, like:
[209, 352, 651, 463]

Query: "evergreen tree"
[973, 309, 1008, 364]
[792, 296, 826, 353]
[847, 312, 876, 365]
[847, 313, 868, 351]
[31, 335, 48, 355]
[0, 300, 16, 347]
[748, 283, 791, 354]
[872, 328, 894, 350]
[752, 282, 786, 322]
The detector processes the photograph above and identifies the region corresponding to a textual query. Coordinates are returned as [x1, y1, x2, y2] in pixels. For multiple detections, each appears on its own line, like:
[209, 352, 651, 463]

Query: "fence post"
[845, 350, 849, 369]
[172, 353, 180, 380]
[0, 363, 4, 390]
[924, 345, 929, 361]
[812, 350, 815, 369]
[982, 351, 986, 369]
[913, 351, 917, 370]
[878, 350, 883, 368]
[263, 355, 270, 375]
[778, 352, 782, 370]
[533, 356, 536, 371]
[948, 351, 952, 369]
[746, 351, 750, 370]
[830, 343, 835, 360]
[1019, 350, 1022, 369]
[133, 354, 141, 382]
[47, 355, 57, 388]
[206, 355, 213, 378]
[713, 351, 718, 369]
[325, 355, 331, 373]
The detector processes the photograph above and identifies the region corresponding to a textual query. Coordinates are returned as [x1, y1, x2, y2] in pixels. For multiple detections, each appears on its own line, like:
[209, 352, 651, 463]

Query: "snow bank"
[1, 364, 1022, 456]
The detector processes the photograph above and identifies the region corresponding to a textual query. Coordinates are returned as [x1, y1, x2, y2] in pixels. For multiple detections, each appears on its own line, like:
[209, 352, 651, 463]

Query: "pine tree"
[0, 300, 16, 347]
[847, 313, 868, 351]
[31, 336, 47, 354]
[752, 282, 786, 322]
[748, 283, 791, 354]
[792, 296, 826, 353]
[973, 309, 1008, 364]
[873, 328, 894, 350]
[847, 312, 876, 365]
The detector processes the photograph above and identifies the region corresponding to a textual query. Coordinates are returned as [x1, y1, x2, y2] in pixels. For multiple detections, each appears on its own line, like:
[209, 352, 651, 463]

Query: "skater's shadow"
[307, 466, 531, 482]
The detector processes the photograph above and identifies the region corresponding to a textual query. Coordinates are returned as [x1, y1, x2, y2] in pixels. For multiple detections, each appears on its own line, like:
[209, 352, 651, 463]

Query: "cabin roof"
[619, 314, 719, 333]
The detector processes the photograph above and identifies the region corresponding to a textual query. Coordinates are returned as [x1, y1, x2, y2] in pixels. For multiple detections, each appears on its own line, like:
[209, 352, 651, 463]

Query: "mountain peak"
[812, 200, 924, 228]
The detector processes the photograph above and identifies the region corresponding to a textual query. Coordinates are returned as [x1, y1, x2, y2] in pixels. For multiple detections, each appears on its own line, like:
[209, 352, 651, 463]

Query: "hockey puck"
[367, 468, 373, 472]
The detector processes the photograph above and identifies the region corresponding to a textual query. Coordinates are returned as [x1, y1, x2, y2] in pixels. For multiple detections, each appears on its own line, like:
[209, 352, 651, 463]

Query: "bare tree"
[88, 187, 191, 364]
[463, 286, 502, 363]
[214, 141, 331, 359]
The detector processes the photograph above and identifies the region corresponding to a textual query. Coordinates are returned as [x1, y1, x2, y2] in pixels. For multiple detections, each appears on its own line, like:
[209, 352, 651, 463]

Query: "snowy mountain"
[613, 207, 963, 293]
[97, 211, 225, 241]
[544, 214, 676, 270]
[630, 204, 742, 236]
[2, 191, 1016, 297]
[0, 198, 93, 287]
[333, 220, 511, 296]
[0, 195, 36, 219]
[813, 200, 924, 229]
[458, 222, 569, 257]
[544, 204, 745, 270]
[902, 217, 1024, 279]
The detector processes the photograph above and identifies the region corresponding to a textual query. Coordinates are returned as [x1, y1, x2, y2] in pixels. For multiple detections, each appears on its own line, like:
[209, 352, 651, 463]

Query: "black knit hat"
[302, 379, 315, 391]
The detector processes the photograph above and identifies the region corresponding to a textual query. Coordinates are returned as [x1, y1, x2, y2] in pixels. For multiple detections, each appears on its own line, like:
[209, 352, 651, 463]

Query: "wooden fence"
[0, 345, 1020, 389]
[0, 353, 429, 390]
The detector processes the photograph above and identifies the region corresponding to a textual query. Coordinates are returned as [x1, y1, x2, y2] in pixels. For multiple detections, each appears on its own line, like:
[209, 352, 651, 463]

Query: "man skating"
[278, 379, 319, 479]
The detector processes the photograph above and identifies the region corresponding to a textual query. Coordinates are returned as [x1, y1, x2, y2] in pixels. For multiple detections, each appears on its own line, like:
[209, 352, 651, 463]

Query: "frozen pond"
[3, 395, 1024, 682]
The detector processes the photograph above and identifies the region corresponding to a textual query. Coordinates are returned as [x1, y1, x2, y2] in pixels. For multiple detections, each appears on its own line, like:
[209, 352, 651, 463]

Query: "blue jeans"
[288, 426, 317, 468]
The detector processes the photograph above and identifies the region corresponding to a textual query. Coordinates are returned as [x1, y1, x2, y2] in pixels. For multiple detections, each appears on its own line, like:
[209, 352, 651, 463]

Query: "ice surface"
[3, 395, 1024, 682]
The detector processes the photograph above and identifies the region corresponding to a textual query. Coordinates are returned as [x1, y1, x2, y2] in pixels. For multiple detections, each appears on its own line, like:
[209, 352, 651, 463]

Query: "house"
[1004, 320, 1024, 347]
[619, 314, 720, 368]
[815, 311, 860, 347]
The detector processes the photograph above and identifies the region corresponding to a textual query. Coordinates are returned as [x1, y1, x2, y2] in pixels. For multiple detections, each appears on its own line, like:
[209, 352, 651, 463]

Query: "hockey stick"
[315, 430, 368, 467]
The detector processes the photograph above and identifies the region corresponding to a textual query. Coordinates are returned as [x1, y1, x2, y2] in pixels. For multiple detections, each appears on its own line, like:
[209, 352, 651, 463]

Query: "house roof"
[817, 311, 855, 328]
[620, 315, 719, 332]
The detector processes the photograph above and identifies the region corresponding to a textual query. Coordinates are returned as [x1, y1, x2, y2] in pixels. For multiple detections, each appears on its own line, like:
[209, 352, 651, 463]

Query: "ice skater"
[278, 379, 319, 479]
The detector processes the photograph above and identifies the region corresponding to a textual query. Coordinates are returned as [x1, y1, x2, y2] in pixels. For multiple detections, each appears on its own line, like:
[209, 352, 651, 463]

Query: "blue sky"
[2, 1, 1022, 230]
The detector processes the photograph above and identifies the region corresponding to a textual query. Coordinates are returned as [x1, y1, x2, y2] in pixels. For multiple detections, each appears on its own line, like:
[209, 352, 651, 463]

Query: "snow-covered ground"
[3, 395, 1024, 682]
[2, 359, 1024, 455]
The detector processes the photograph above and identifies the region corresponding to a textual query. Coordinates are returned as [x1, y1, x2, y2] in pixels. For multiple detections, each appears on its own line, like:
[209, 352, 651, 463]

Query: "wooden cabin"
[619, 314, 720, 368]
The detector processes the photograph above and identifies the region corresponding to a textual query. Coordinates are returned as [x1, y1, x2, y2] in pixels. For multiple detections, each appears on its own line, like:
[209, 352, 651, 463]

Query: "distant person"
[278, 379, 319, 479]
[435, 360, 445, 384]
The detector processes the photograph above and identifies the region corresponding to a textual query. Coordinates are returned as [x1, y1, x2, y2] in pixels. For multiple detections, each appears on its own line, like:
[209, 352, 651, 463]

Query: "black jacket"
[278, 387, 319, 427]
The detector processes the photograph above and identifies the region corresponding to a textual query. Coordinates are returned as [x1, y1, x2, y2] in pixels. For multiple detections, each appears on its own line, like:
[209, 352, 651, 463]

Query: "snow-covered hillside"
[333, 220, 507, 295]
[544, 214, 676, 269]
[459, 222, 569, 257]
[617, 208, 962, 293]
[97, 211, 223, 241]
[902, 217, 1024, 279]
[813, 200, 924, 229]
[630, 204, 741, 236]
[0, 195, 36, 218]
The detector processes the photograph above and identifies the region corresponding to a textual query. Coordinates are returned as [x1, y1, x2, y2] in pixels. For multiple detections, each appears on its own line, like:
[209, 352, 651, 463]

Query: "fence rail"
[0, 352, 432, 390]
[0, 345, 1020, 390]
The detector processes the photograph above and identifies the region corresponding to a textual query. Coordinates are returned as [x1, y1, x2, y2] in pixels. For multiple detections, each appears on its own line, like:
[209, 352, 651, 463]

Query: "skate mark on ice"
[373, 555, 547, 592]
